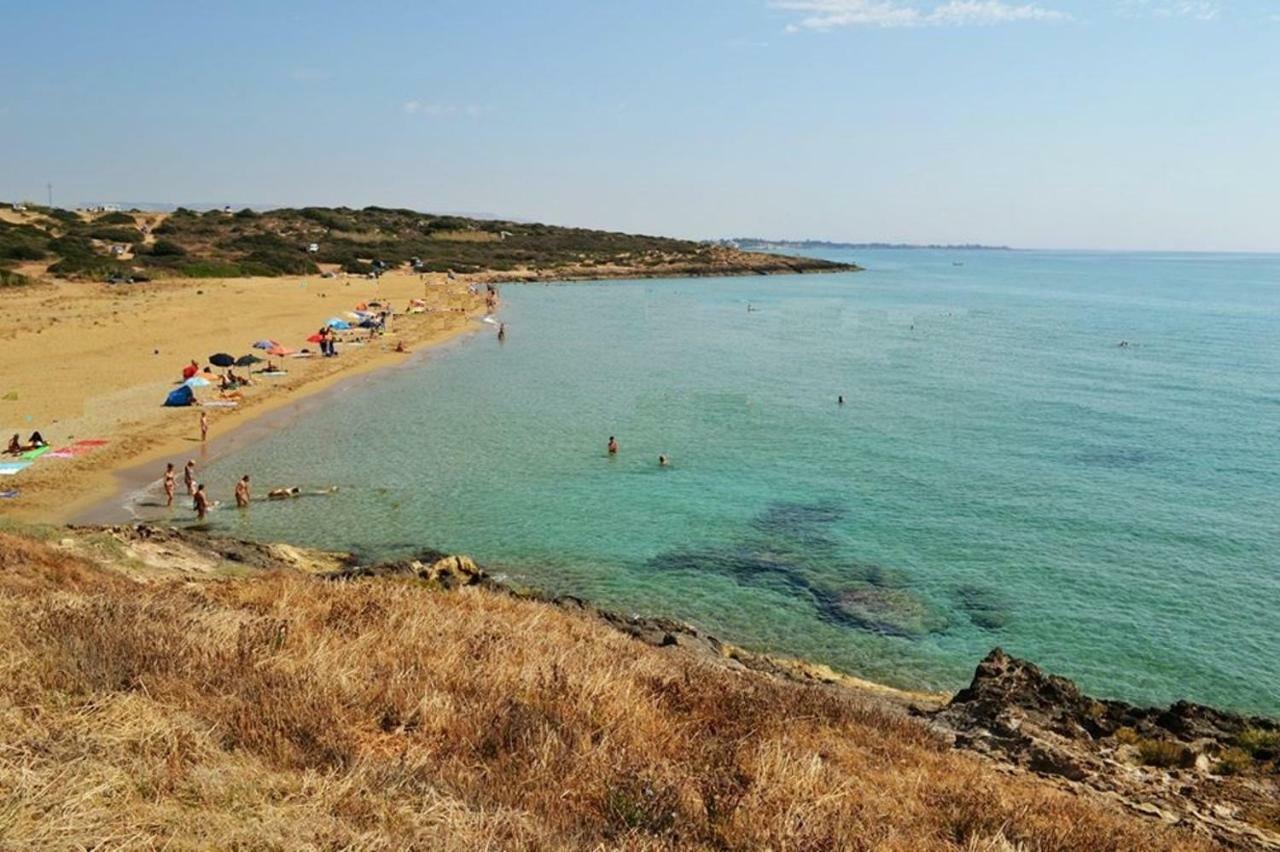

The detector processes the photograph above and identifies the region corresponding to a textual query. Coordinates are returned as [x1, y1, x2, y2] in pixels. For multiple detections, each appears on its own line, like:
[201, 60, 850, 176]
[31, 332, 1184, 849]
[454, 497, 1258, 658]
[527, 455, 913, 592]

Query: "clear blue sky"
[2, 0, 1277, 250]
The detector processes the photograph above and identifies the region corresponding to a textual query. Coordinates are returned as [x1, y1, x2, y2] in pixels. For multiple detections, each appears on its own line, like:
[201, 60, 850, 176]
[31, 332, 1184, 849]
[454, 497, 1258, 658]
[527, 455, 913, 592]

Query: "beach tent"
[252, 339, 280, 350]
[324, 317, 351, 330]
[164, 386, 195, 407]
[184, 376, 211, 388]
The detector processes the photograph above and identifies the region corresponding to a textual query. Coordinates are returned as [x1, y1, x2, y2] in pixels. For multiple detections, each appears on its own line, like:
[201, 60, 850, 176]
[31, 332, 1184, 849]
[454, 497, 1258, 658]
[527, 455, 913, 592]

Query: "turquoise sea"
[192, 249, 1280, 715]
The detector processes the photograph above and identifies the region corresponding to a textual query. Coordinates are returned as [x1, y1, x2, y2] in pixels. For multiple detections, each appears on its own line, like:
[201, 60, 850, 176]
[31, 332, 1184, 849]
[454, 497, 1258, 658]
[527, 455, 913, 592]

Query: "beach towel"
[47, 439, 109, 459]
[0, 462, 32, 476]
[20, 445, 51, 461]
[257, 371, 289, 377]
[201, 400, 238, 408]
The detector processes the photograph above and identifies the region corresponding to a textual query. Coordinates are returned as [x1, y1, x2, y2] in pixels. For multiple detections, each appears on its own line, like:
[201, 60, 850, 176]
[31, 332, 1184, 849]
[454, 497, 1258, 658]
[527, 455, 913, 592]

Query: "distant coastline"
[725, 238, 1012, 251]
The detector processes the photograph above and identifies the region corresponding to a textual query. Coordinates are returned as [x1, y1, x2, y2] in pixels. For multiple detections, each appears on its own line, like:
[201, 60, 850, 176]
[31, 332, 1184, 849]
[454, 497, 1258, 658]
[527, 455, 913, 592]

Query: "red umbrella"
[306, 333, 324, 343]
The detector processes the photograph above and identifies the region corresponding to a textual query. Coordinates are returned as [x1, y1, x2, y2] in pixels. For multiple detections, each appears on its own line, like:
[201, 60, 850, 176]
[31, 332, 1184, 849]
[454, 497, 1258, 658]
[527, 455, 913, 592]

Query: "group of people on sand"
[5, 431, 47, 456]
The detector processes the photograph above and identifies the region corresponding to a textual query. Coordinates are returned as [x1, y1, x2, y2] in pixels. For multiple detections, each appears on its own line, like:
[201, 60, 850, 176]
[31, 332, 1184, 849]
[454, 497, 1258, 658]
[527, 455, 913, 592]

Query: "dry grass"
[0, 533, 1213, 850]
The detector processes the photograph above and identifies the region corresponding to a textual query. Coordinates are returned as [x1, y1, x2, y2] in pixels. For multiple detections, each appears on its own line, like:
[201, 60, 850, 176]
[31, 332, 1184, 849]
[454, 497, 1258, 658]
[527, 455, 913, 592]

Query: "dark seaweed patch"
[954, 584, 1009, 630]
[1073, 446, 1158, 468]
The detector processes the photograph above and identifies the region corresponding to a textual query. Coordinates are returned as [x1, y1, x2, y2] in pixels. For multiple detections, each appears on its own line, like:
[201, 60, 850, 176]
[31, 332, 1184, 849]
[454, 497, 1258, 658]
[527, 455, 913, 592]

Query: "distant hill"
[727, 238, 1012, 251]
[0, 203, 855, 284]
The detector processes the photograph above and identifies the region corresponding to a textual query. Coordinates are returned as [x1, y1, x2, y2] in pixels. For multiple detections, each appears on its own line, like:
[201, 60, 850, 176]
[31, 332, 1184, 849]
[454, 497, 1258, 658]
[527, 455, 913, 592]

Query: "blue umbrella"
[184, 376, 211, 388]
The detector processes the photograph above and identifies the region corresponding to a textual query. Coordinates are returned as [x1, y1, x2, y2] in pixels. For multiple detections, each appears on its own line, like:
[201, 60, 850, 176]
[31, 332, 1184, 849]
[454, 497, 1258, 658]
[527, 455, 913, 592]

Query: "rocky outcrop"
[327, 550, 486, 589]
[928, 649, 1280, 850]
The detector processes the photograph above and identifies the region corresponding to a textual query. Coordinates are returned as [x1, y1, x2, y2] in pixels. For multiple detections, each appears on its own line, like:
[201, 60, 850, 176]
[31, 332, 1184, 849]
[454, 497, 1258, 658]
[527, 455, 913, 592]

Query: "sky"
[1, 0, 1278, 251]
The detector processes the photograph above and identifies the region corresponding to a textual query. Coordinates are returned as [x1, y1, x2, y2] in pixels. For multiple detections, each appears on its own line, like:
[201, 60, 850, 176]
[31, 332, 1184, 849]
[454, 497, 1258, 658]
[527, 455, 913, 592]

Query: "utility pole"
[46, 182, 53, 208]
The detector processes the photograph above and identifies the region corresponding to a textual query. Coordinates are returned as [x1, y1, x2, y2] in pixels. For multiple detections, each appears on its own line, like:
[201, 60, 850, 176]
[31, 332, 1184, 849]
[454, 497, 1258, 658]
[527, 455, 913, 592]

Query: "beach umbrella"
[184, 376, 210, 388]
[209, 353, 235, 367]
[252, 339, 279, 350]
[306, 333, 324, 343]
[324, 317, 351, 330]
[164, 386, 195, 407]
[235, 354, 262, 366]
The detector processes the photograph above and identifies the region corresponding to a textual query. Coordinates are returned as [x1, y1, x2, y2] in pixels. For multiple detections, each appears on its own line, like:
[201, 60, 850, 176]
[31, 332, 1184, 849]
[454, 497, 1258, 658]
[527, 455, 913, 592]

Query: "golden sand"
[0, 270, 487, 522]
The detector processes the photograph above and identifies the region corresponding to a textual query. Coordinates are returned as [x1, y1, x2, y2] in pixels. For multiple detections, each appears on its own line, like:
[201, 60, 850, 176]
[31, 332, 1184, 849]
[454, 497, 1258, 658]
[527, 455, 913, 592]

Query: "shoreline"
[70, 322, 484, 525]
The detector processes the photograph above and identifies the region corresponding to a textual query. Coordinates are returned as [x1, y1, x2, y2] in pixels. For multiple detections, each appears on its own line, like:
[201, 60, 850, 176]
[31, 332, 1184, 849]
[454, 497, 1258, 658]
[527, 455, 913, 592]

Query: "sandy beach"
[0, 269, 487, 522]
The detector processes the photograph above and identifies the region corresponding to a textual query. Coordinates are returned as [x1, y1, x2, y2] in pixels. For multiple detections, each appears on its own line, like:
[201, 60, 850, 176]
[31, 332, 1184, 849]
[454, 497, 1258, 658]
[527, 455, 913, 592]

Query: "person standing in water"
[608, 436, 619, 455]
[184, 460, 197, 496]
[163, 462, 176, 507]
[838, 395, 844, 405]
[199, 411, 209, 442]
[234, 475, 251, 509]
[658, 454, 668, 466]
[193, 483, 210, 521]
[497, 322, 506, 342]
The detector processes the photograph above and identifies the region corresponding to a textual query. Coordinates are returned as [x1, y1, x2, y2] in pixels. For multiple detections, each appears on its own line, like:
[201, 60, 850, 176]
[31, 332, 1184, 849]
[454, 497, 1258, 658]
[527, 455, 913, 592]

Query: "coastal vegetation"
[0, 526, 1210, 851]
[0, 202, 853, 282]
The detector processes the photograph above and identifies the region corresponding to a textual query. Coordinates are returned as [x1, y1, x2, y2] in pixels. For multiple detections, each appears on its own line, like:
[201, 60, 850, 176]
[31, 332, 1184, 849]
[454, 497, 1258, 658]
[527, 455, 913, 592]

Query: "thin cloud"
[774, 0, 1069, 30]
[1120, 0, 1221, 19]
[402, 101, 486, 118]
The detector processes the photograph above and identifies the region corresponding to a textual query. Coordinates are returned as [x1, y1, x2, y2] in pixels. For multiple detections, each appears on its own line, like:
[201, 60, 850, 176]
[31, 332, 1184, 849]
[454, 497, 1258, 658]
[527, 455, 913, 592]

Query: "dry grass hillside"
[0, 529, 1212, 851]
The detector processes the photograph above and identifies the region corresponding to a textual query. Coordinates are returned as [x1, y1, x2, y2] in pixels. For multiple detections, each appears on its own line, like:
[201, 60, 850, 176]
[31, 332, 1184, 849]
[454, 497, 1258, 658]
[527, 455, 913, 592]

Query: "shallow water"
[184, 249, 1279, 714]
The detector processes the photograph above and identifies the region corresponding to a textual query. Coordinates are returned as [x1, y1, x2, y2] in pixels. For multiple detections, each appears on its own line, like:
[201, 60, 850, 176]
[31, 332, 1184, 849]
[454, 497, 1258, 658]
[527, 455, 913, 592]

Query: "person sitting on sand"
[193, 483, 210, 521]
[184, 460, 197, 496]
[5, 434, 21, 456]
[163, 462, 176, 507]
[394, 340, 407, 353]
[27, 431, 46, 448]
[234, 475, 251, 508]
[265, 359, 280, 372]
[608, 436, 619, 455]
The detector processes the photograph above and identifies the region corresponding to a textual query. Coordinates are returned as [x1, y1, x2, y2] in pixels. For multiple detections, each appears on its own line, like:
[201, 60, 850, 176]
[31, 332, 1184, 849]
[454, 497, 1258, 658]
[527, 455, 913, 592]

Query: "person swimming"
[658, 454, 668, 466]
[838, 395, 844, 405]
[607, 436, 619, 455]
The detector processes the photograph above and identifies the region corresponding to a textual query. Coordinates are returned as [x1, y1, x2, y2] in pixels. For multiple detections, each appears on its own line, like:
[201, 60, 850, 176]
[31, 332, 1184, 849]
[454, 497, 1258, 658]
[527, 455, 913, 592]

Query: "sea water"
[194, 249, 1280, 715]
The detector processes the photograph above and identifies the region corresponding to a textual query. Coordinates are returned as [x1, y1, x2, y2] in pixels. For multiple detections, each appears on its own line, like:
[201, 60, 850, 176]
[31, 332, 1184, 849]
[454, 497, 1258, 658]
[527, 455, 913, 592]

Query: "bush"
[150, 239, 188, 257]
[1237, 728, 1280, 760]
[86, 227, 138, 243]
[1213, 747, 1254, 776]
[96, 211, 136, 225]
[2, 244, 46, 261]
[233, 208, 259, 220]
[1136, 739, 1194, 769]
[181, 261, 244, 278]
[0, 269, 32, 286]
[342, 258, 373, 274]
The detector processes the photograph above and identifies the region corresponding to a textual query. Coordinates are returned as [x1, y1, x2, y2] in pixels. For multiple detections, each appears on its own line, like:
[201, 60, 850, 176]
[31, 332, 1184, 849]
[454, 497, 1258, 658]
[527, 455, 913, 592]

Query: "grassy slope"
[0, 203, 851, 282]
[0, 531, 1209, 851]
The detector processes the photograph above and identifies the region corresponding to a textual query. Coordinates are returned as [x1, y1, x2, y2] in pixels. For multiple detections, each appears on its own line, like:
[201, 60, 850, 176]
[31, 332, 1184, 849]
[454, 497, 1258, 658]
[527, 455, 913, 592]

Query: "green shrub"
[96, 211, 136, 225]
[342, 258, 373, 274]
[181, 261, 244, 278]
[0, 269, 32, 287]
[1237, 728, 1280, 760]
[2, 244, 46, 261]
[233, 208, 259, 219]
[1213, 747, 1254, 776]
[150, 239, 188, 257]
[1136, 739, 1193, 769]
[86, 227, 138, 243]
